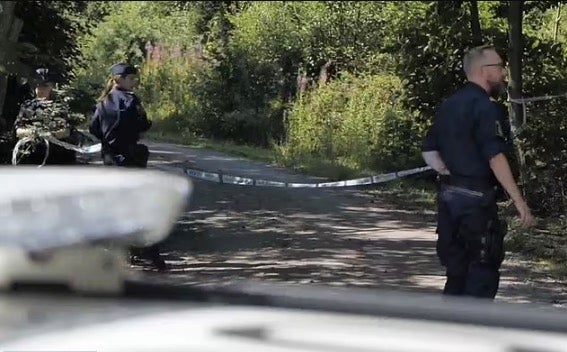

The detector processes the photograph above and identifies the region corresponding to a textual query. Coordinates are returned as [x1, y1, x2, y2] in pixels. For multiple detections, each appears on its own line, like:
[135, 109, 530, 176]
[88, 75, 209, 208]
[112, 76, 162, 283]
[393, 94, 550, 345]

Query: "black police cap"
[35, 68, 51, 83]
[110, 63, 138, 76]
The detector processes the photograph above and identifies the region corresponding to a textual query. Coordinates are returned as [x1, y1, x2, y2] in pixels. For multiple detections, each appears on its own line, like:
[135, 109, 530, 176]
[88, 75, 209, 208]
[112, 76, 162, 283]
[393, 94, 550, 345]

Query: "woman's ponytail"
[97, 76, 117, 103]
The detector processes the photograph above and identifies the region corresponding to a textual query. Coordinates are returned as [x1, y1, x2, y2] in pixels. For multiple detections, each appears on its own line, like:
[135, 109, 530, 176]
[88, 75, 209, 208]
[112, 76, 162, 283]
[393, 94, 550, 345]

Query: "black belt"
[438, 175, 497, 193]
[441, 184, 485, 198]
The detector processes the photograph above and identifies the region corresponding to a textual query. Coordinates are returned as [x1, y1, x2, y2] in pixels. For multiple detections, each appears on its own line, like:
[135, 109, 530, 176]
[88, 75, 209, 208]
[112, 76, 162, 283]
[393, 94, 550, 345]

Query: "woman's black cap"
[110, 63, 138, 76]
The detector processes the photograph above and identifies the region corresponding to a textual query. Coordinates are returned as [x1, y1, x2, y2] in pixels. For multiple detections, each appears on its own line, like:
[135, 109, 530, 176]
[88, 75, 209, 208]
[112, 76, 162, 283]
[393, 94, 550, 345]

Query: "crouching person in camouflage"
[89, 63, 167, 272]
[13, 68, 83, 165]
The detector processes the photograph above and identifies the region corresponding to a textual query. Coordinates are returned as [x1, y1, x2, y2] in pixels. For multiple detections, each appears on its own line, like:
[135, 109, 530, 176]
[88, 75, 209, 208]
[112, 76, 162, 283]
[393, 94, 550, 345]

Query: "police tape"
[42, 135, 434, 188]
[45, 137, 101, 154]
[506, 92, 567, 137]
[508, 92, 567, 104]
[182, 165, 433, 188]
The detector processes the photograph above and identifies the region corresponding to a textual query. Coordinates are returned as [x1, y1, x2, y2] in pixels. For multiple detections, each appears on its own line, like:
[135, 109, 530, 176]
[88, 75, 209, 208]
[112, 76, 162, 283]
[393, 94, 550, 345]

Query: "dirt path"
[139, 141, 567, 308]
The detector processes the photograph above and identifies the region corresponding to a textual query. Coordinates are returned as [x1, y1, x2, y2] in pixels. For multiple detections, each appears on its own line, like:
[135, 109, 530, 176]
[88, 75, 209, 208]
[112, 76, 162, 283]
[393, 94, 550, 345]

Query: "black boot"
[130, 245, 168, 272]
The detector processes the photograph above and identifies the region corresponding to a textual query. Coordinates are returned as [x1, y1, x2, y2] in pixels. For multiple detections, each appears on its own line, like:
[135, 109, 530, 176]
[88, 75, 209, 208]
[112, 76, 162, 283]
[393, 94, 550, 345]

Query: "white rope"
[508, 92, 567, 104]
[40, 138, 50, 167]
[505, 90, 567, 138]
[11, 137, 50, 167]
[11, 137, 33, 165]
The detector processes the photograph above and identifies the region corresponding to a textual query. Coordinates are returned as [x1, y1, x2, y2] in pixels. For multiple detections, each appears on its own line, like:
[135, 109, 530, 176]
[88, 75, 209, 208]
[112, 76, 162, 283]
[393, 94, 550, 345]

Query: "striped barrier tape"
[12, 135, 101, 167]
[506, 91, 567, 137]
[182, 165, 433, 188]
[45, 136, 101, 154]
[44, 133, 433, 188]
[508, 92, 567, 104]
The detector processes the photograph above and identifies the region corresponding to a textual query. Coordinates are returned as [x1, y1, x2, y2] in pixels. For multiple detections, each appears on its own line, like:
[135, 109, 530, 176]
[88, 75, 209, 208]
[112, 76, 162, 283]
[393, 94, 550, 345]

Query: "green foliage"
[231, 2, 347, 65]
[507, 31, 567, 218]
[516, 98, 567, 217]
[224, 2, 315, 142]
[381, 1, 477, 120]
[214, 1, 396, 145]
[137, 57, 206, 133]
[67, 1, 200, 113]
[280, 73, 423, 176]
[230, 1, 393, 81]
[310, 1, 392, 74]
[14, 1, 88, 82]
[230, 2, 315, 60]
[62, 0, 566, 217]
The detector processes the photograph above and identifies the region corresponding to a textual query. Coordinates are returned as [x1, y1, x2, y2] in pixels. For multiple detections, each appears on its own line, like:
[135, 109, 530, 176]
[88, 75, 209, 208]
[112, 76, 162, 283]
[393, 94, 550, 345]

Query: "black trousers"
[102, 143, 167, 271]
[17, 140, 76, 165]
[102, 144, 149, 168]
[435, 184, 507, 299]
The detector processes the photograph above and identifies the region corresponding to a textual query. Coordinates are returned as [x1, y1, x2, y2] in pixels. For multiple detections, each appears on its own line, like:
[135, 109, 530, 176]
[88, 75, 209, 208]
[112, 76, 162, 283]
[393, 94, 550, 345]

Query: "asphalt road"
[134, 141, 567, 308]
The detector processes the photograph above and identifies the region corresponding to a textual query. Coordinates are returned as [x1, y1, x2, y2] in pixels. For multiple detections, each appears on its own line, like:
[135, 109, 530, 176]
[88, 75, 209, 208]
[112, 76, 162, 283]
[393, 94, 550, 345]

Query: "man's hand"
[422, 151, 450, 175]
[489, 153, 536, 228]
[514, 198, 536, 228]
[438, 166, 450, 176]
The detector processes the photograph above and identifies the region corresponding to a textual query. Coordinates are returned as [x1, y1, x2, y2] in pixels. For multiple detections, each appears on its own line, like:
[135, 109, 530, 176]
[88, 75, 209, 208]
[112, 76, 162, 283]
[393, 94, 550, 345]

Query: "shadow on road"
[135, 150, 567, 307]
[141, 180, 442, 295]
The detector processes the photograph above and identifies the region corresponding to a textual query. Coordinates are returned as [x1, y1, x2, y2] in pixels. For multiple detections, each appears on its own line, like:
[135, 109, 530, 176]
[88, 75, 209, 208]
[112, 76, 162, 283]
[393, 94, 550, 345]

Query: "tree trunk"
[469, 0, 483, 45]
[507, 0, 527, 188]
[0, 1, 31, 134]
[508, 1, 524, 128]
[0, 1, 18, 123]
[554, 3, 562, 43]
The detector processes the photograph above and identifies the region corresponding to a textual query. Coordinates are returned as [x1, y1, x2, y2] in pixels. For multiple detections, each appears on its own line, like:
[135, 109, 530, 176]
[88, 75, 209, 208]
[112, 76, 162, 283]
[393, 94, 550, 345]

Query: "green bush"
[506, 36, 567, 217]
[68, 2, 200, 113]
[138, 57, 204, 127]
[517, 98, 567, 217]
[280, 73, 423, 176]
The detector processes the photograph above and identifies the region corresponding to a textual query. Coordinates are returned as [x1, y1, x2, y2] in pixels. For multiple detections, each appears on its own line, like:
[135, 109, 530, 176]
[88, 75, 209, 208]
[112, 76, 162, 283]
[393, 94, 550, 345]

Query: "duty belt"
[438, 175, 497, 195]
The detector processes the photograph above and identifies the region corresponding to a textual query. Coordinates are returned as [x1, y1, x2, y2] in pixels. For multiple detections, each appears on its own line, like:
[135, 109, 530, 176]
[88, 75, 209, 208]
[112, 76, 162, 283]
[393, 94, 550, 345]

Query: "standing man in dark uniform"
[422, 45, 535, 299]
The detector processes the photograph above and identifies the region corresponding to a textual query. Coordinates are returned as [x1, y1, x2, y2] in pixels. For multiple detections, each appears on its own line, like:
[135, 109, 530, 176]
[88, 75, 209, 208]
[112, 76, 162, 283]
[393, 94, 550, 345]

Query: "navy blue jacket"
[89, 88, 151, 154]
[422, 82, 507, 184]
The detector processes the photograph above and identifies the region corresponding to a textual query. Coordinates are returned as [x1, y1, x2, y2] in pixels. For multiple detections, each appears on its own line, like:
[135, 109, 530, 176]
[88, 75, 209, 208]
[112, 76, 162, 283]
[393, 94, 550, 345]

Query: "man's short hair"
[462, 44, 497, 77]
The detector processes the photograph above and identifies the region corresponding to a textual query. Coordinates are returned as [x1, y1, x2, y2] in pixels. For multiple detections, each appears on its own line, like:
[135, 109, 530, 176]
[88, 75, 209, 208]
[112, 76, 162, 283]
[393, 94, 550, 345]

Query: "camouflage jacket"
[14, 93, 85, 139]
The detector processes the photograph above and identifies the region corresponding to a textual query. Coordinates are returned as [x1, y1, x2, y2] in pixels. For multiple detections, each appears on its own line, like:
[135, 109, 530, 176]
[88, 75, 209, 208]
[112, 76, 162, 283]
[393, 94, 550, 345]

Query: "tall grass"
[276, 73, 425, 178]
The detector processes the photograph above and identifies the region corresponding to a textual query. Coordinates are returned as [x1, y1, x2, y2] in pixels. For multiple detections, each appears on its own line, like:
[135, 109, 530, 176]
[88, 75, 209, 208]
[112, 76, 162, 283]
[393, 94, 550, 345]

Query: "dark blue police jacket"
[89, 88, 152, 154]
[422, 82, 507, 186]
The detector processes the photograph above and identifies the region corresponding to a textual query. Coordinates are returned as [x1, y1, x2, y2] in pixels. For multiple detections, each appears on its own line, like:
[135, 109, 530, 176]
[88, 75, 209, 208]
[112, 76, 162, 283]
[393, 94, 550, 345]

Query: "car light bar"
[0, 166, 192, 252]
